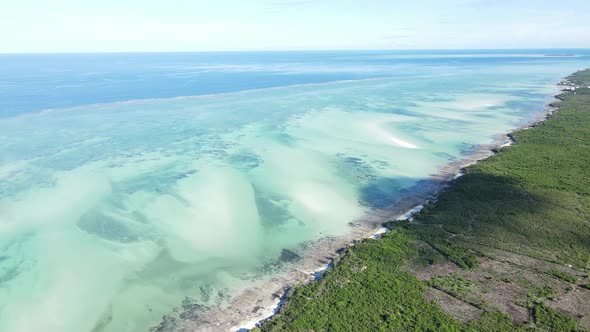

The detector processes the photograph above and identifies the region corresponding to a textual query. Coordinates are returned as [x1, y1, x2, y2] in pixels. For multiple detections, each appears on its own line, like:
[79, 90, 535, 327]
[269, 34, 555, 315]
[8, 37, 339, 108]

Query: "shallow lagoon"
[1, 51, 590, 331]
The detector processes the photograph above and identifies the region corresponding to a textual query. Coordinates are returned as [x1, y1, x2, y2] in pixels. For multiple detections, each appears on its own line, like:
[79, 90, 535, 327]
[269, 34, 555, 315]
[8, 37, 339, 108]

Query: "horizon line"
[1, 47, 590, 55]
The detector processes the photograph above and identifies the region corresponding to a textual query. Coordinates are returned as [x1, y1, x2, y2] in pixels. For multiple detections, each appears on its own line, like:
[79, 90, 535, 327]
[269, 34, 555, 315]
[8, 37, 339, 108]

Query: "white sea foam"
[390, 136, 418, 149]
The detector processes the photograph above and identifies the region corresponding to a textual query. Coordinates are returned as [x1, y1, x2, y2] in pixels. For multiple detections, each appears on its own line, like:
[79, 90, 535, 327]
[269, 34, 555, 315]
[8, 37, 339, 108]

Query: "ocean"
[1, 50, 590, 331]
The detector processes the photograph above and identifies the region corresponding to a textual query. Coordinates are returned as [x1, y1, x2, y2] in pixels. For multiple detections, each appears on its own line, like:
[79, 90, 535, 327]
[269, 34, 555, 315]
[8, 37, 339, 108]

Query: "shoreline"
[241, 82, 569, 331]
[244, 68, 590, 331]
[156, 81, 567, 332]
[228, 88, 564, 331]
[231, 82, 564, 332]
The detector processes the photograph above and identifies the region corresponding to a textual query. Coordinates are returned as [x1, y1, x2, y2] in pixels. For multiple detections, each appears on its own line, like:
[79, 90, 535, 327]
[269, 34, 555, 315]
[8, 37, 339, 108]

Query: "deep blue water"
[2, 49, 590, 117]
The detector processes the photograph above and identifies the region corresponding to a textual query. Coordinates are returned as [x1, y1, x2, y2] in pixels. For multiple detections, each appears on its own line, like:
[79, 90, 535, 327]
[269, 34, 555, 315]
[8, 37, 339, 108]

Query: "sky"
[1, 0, 589, 53]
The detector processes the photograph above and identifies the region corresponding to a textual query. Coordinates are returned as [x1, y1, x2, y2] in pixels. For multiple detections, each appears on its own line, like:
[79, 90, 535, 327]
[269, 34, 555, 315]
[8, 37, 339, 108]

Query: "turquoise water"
[1, 50, 590, 331]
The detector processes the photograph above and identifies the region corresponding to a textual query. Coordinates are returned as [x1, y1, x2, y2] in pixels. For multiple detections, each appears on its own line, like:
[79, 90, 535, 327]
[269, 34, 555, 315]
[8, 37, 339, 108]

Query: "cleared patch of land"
[257, 69, 590, 332]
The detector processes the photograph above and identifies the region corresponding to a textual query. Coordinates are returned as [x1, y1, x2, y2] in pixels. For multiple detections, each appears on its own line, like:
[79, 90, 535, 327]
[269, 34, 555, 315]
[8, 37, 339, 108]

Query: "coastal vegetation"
[258, 69, 590, 331]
